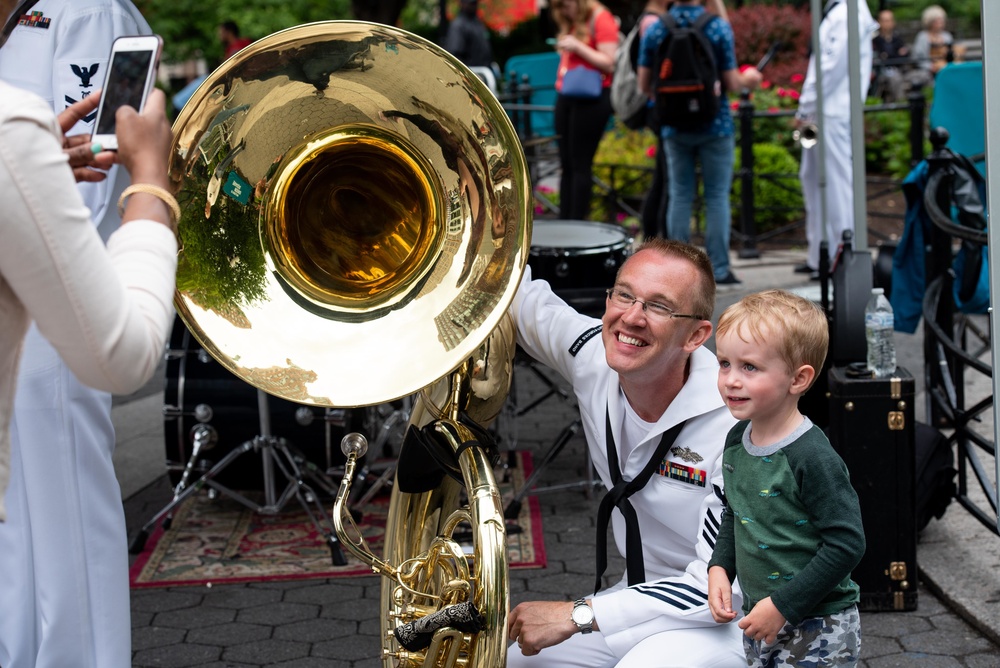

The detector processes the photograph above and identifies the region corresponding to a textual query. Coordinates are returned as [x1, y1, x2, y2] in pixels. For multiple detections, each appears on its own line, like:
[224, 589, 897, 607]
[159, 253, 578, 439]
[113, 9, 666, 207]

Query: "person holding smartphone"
[0, 2, 168, 667]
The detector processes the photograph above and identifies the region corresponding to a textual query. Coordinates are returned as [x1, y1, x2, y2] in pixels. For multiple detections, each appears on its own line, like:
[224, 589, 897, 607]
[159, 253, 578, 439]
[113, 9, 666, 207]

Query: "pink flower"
[537, 184, 555, 194]
[788, 89, 801, 101]
[776, 87, 787, 98]
[534, 205, 545, 215]
[730, 100, 740, 111]
[768, 106, 779, 113]
[761, 80, 771, 89]
[791, 73, 805, 84]
[646, 146, 656, 158]
[616, 212, 626, 223]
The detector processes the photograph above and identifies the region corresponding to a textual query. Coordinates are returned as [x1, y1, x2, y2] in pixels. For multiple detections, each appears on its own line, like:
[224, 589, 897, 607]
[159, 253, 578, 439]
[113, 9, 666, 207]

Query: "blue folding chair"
[928, 61, 984, 175]
[504, 52, 559, 139]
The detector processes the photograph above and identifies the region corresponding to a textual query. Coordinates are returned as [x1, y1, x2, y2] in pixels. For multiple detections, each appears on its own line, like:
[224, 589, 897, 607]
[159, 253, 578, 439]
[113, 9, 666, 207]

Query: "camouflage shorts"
[742, 605, 860, 667]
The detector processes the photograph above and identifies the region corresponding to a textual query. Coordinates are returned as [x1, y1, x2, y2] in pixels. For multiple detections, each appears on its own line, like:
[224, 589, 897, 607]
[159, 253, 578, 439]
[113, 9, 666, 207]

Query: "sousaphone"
[168, 21, 531, 667]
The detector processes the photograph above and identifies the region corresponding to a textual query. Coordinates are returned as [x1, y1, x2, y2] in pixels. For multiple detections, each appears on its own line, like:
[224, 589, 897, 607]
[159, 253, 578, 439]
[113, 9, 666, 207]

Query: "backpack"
[610, 12, 655, 130]
[653, 12, 722, 132]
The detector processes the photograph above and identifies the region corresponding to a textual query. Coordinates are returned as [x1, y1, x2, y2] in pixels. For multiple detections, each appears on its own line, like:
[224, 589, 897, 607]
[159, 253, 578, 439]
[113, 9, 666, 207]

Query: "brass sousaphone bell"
[168, 21, 531, 666]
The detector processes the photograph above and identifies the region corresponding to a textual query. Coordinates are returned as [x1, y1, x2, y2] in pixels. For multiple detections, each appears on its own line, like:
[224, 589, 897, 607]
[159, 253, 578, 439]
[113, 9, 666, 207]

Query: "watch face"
[572, 604, 594, 625]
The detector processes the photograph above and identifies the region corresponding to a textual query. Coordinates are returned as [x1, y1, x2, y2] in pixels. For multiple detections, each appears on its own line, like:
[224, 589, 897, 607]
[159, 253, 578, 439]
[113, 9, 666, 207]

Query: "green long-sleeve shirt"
[709, 419, 865, 625]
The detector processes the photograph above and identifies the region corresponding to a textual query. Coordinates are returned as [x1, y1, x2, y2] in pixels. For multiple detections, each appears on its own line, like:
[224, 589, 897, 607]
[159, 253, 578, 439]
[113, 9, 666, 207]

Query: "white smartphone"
[91, 34, 163, 150]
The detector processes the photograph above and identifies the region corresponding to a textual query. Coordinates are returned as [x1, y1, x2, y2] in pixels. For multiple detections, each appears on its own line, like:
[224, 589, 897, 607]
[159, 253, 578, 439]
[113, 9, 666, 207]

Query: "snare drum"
[163, 317, 355, 490]
[528, 220, 632, 314]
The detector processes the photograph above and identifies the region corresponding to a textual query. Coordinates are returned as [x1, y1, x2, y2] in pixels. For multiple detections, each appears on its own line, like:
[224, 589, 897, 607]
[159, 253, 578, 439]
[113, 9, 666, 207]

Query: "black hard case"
[826, 366, 918, 611]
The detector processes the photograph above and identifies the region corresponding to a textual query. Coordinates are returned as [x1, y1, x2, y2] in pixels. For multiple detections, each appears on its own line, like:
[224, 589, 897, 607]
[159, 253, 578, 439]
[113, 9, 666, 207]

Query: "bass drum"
[163, 317, 355, 490]
[528, 219, 632, 315]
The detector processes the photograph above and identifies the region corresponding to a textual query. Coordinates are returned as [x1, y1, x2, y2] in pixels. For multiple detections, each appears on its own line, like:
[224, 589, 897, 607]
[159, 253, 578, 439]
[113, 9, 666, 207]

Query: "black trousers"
[554, 88, 612, 221]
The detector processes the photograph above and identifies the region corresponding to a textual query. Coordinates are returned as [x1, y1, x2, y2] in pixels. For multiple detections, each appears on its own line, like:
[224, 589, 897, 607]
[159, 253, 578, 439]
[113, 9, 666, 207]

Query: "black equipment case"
[827, 365, 917, 611]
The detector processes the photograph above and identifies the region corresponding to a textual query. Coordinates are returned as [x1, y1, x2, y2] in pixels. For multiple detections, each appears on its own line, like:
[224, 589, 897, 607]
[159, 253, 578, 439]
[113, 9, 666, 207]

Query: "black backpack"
[653, 12, 722, 132]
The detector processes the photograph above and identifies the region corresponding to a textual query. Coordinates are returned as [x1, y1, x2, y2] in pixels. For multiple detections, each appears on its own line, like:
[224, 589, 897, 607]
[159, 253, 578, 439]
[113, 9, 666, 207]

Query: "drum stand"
[503, 355, 601, 520]
[129, 390, 349, 566]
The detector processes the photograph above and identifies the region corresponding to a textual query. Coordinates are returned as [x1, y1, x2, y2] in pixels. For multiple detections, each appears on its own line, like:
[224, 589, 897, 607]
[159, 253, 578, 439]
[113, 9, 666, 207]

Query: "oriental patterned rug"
[129, 451, 545, 587]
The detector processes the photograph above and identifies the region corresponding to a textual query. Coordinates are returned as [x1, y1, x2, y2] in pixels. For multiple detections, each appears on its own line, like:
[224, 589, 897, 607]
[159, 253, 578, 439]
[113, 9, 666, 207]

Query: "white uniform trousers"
[0, 328, 127, 668]
[507, 618, 744, 667]
[800, 117, 857, 270]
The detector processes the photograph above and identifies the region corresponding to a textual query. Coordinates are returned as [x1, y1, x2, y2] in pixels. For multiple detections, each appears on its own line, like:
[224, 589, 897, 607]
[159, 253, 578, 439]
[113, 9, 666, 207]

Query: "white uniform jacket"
[797, 0, 875, 123]
[512, 270, 740, 657]
[0, 0, 151, 238]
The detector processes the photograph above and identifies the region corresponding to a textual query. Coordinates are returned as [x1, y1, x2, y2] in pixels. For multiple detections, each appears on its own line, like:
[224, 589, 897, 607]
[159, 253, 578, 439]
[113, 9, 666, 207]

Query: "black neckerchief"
[594, 407, 687, 593]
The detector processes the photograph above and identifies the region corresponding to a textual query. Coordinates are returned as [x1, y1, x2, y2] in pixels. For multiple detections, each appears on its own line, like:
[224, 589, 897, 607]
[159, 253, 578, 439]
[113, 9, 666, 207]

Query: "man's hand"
[507, 600, 579, 656]
[707, 566, 737, 624]
[57, 91, 116, 182]
[737, 596, 786, 644]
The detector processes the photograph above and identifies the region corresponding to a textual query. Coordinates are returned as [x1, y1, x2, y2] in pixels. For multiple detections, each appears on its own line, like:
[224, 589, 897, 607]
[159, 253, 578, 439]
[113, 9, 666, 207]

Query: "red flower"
[789, 90, 801, 101]
[730, 100, 740, 111]
[761, 80, 771, 89]
[646, 145, 656, 158]
[776, 87, 787, 97]
[791, 73, 805, 84]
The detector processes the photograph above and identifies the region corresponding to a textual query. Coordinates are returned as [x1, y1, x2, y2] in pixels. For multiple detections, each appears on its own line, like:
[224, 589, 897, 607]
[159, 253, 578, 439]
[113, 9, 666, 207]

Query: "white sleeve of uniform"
[797, 5, 848, 120]
[52, 2, 151, 235]
[589, 436, 743, 655]
[511, 266, 603, 385]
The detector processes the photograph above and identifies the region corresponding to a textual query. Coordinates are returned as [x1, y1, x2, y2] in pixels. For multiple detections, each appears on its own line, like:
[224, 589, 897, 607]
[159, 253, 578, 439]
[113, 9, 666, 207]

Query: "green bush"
[591, 123, 657, 229]
[731, 143, 804, 234]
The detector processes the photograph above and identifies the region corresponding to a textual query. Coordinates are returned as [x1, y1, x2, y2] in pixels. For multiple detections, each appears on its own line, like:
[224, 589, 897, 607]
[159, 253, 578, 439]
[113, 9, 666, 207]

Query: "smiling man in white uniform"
[0, 2, 152, 666]
[507, 238, 742, 667]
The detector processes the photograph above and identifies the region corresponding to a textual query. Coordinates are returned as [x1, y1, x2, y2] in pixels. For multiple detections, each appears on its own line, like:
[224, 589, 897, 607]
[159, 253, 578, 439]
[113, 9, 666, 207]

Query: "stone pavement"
[117, 249, 1000, 667]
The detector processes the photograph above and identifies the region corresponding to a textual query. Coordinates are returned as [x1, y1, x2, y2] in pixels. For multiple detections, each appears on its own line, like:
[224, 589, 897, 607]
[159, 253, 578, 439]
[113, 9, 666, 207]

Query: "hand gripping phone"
[91, 34, 163, 150]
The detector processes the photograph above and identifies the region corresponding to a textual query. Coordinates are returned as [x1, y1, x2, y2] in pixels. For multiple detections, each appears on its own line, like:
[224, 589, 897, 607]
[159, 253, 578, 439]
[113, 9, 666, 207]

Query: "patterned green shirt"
[709, 419, 865, 624]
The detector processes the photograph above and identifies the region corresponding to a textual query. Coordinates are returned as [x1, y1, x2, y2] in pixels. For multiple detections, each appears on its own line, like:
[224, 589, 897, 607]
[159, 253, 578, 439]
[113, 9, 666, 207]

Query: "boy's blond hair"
[716, 289, 828, 387]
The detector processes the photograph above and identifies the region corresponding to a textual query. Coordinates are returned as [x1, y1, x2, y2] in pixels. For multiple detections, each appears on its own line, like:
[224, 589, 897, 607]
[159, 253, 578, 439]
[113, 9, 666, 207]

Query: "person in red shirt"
[218, 20, 252, 61]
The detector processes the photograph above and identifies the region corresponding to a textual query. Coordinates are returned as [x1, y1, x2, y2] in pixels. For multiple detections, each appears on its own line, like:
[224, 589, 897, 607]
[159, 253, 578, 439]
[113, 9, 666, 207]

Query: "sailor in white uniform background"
[0, 2, 152, 666]
[796, 0, 876, 275]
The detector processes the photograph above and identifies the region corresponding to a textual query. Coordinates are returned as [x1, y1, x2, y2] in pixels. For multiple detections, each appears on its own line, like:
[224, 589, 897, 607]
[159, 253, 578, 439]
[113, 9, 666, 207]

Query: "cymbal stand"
[129, 389, 348, 565]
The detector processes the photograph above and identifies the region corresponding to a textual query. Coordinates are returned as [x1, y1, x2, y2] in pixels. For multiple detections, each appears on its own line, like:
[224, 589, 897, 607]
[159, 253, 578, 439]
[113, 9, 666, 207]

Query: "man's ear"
[790, 364, 816, 396]
[684, 320, 713, 352]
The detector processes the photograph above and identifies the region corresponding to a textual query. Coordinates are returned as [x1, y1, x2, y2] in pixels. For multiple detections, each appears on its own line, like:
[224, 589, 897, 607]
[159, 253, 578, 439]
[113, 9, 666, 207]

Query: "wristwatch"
[571, 598, 595, 634]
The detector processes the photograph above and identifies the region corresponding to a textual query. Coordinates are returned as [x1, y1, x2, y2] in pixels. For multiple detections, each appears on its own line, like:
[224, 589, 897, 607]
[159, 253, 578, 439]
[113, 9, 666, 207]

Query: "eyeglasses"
[605, 288, 704, 321]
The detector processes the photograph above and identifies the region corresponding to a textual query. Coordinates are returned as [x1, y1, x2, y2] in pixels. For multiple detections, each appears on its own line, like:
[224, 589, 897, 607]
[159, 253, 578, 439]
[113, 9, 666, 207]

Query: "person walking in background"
[507, 238, 743, 667]
[710, 289, 865, 666]
[219, 19, 252, 61]
[638, 0, 728, 241]
[444, 0, 494, 69]
[637, 0, 761, 285]
[794, 0, 875, 278]
[0, 1, 160, 666]
[551, 0, 618, 221]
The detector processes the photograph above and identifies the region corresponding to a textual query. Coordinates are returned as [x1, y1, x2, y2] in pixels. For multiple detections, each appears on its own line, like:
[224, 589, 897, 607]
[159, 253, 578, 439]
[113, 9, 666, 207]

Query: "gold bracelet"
[117, 183, 181, 227]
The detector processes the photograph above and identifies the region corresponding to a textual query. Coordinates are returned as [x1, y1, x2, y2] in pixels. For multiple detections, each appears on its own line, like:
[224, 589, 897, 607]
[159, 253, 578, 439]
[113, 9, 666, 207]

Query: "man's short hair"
[620, 238, 716, 321]
[716, 289, 828, 386]
[220, 20, 240, 36]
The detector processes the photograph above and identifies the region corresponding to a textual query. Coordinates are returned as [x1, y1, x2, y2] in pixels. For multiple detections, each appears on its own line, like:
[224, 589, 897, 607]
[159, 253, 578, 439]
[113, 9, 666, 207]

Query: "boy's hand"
[738, 597, 786, 644]
[707, 566, 737, 623]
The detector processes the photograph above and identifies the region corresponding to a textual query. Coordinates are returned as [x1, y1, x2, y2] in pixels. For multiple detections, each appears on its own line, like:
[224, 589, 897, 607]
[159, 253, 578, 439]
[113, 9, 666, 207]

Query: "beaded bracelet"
[117, 183, 181, 228]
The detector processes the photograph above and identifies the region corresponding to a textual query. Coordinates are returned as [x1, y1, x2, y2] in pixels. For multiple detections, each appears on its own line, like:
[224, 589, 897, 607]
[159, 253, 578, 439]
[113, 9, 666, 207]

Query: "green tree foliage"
[134, 0, 369, 65]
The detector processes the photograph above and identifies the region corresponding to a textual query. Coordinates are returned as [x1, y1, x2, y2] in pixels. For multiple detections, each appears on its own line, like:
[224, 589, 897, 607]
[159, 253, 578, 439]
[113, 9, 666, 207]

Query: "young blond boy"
[708, 289, 866, 666]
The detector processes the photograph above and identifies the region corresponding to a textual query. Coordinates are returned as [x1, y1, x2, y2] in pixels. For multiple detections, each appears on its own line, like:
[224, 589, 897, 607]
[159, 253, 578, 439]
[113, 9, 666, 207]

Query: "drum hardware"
[129, 388, 350, 566]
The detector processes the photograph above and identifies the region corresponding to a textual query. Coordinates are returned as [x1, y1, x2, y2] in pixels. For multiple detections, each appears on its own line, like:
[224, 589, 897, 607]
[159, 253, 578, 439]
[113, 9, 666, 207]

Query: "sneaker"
[715, 272, 742, 286]
[794, 263, 816, 274]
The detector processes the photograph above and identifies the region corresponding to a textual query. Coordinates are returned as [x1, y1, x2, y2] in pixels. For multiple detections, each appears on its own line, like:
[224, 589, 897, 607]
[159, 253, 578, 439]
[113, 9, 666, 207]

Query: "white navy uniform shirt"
[512, 269, 741, 657]
[0, 0, 151, 237]
[797, 0, 876, 122]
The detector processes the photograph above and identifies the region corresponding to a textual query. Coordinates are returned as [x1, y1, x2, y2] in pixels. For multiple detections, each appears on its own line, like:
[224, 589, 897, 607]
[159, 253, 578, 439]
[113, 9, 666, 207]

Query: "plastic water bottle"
[865, 287, 896, 378]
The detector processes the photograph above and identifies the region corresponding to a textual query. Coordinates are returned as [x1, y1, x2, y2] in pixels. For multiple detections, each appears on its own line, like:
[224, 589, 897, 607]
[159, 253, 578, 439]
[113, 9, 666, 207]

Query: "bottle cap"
[872, 287, 884, 295]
